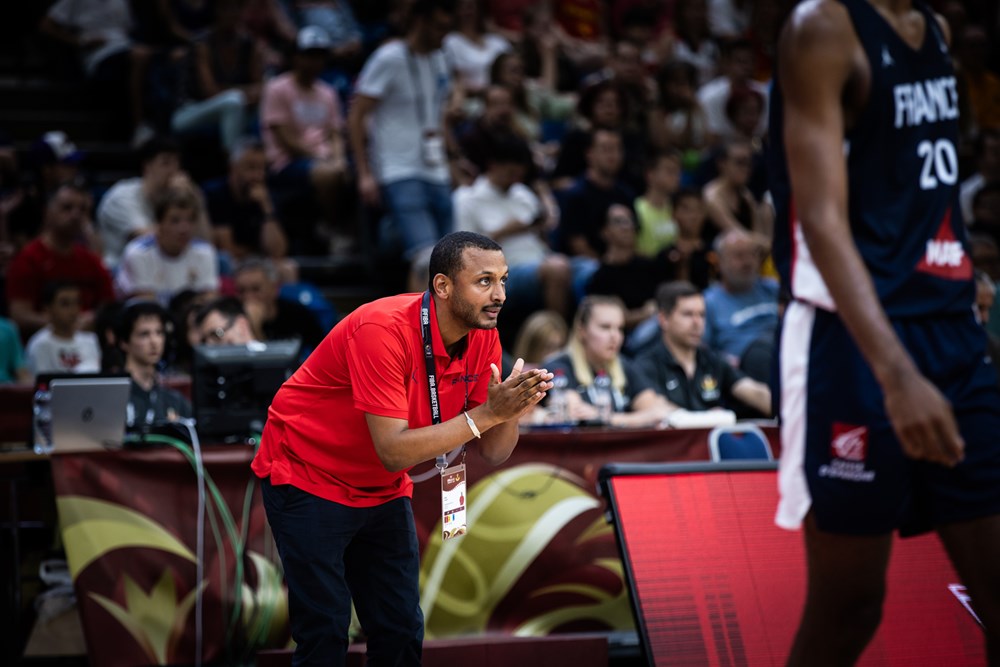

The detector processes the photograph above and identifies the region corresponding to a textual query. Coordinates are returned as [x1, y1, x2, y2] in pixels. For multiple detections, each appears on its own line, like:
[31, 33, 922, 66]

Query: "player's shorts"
[776, 301, 1000, 536]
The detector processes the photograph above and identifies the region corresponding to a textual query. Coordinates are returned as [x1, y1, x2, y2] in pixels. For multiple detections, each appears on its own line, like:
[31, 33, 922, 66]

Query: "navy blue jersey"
[768, 0, 975, 316]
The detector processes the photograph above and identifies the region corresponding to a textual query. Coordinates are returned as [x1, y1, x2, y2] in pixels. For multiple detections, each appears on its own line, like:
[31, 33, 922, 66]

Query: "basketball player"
[769, 0, 1000, 663]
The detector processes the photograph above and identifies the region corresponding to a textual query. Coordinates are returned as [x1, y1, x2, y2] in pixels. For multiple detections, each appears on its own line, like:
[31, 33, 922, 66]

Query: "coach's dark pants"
[261, 478, 424, 666]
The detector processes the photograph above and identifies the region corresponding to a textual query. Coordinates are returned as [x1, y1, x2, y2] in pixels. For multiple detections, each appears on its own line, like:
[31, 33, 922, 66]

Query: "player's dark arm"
[779, 1, 962, 466]
[365, 361, 552, 471]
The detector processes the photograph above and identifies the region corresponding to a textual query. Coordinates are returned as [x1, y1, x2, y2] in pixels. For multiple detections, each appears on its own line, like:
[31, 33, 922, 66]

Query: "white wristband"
[463, 411, 481, 439]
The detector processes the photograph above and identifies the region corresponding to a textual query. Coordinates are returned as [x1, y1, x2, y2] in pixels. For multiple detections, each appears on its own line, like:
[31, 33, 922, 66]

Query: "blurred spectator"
[546, 295, 675, 427]
[25, 282, 102, 376]
[961, 128, 1000, 224]
[584, 40, 658, 135]
[115, 188, 220, 304]
[262, 26, 348, 232]
[445, 0, 511, 93]
[970, 181, 1000, 246]
[40, 0, 134, 82]
[6, 181, 114, 337]
[115, 300, 192, 432]
[612, 0, 672, 45]
[975, 270, 1000, 386]
[659, 187, 714, 289]
[637, 281, 770, 415]
[970, 233, 1000, 338]
[203, 139, 297, 283]
[558, 128, 634, 262]
[453, 133, 575, 316]
[349, 0, 456, 280]
[703, 229, 779, 365]
[697, 38, 768, 141]
[489, 50, 576, 166]
[955, 25, 1000, 135]
[585, 204, 669, 329]
[0, 317, 30, 384]
[551, 0, 609, 71]
[650, 60, 714, 164]
[457, 85, 520, 175]
[707, 0, 752, 41]
[725, 84, 767, 148]
[97, 136, 182, 268]
[551, 79, 644, 192]
[194, 296, 259, 345]
[634, 149, 682, 257]
[171, 0, 265, 152]
[234, 259, 325, 351]
[7, 131, 90, 250]
[294, 0, 363, 62]
[512, 309, 568, 366]
[671, 0, 719, 87]
[703, 138, 770, 243]
[241, 0, 298, 57]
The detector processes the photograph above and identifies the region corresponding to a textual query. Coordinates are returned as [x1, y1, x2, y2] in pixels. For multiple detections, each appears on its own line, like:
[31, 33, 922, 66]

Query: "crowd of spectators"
[0, 0, 998, 424]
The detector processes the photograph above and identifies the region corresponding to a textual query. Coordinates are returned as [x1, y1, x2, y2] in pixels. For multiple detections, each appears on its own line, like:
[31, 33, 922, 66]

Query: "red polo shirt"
[5, 239, 114, 312]
[251, 293, 499, 507]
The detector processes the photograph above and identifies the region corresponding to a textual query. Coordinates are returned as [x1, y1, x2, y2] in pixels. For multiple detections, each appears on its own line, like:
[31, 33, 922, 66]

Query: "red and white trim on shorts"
[776, 300, 816, 530]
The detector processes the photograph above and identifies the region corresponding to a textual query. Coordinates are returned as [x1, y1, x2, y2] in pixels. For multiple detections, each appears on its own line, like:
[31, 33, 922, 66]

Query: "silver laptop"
[49, 377, 131, 452]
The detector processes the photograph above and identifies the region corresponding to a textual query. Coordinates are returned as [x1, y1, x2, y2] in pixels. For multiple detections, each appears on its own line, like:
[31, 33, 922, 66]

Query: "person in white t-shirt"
[348, 0, 457, 279]
[115, 188, 220, 306]
[25, 282, 102, 377]
[697, 39, 769, 141]
[453, 133, 581, 317]
[443, 0, 510, 93]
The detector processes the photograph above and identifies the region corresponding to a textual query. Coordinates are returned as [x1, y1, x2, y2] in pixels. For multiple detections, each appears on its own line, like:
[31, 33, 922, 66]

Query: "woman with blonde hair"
[512, 310, 568, 367]
[546, 295, 676, 427]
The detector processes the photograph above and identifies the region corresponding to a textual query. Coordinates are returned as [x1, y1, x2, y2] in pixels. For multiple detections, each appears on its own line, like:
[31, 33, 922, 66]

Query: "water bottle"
[591, 372, 614, 426]
[33, 388, 53, 455]
[548, 371, 570, 424]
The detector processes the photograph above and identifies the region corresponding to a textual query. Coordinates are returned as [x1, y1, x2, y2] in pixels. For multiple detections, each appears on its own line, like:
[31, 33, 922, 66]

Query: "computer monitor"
[192, 340, 301, 442]
[598, 461, 985, 666]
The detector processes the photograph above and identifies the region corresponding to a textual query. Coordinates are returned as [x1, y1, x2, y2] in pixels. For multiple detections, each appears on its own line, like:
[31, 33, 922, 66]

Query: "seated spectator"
[558, 128, 634, 263]
[0, 316, 30, 384]
[702, 138, 771, 243]
[457, 85, 521, 176]
[25, 282, 103, 376]
[293, 0, 364, 64]
[261, 26, 348, 235]
[551, 80, 645, 193]
[670, 0, 719, 87]
[6, 181, 115, 337]
[115, 300, 192, 432]
[585, 204, 670, 330]
[512, 310, 568, 367]
[171, 0, 265, 152]
[115, 188, 220, 304]
[453, 133, 575, 316]
[697, 39, 768, 141]
[638, 281, 771, 415]
[970, 181, 1000, 248]
[203, 139, 297, 283]
[7, 131, 93, 250]
[649, 59, 714, 165]
[546, 295, 675, 427]
[703, 229, 779, 365]
[725, 85, 767, 150]
[634, 149, 682, 257]
[658, 187, 714, 289]
[975, 270, 1000, 387]
[97, 136, 182, 268]
[234, 259, 325, 352]
[445, 0, 511, 94]
[960, 129, 1000, 224]
[194, 296, 259, 345]
[971, 233, 1000, 338]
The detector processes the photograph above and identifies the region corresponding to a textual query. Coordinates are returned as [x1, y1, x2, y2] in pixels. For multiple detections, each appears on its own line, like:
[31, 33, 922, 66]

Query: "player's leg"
[937, 514, 1000, 663]
[786, 513, 893, 667]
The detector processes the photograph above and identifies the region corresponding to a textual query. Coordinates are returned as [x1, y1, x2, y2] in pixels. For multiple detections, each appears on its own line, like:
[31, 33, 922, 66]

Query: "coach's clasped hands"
[485, 358, 554, 423]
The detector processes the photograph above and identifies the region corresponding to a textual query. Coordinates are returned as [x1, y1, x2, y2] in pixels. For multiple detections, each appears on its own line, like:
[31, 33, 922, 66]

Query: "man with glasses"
[193, 297, 258, 346]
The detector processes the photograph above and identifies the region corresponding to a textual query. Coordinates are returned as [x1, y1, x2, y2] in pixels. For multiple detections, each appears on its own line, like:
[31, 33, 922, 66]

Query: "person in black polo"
[637, 280, 771, 416]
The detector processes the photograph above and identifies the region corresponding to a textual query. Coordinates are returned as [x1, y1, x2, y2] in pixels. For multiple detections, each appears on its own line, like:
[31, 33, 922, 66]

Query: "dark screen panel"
[607, 469, 985, 666]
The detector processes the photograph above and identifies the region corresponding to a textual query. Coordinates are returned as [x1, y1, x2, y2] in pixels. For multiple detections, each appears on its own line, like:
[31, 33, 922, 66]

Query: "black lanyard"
[421, 291, 448, 470]
[405, 48, 440, 130]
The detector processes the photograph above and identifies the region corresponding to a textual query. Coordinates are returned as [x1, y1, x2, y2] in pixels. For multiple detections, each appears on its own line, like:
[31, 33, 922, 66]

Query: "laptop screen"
[47, 376, 131, 452]
[598, 462, 985, 666]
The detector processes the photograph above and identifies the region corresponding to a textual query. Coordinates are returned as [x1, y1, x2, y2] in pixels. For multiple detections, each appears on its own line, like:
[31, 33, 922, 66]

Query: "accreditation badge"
[441, 464, 467, 540]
